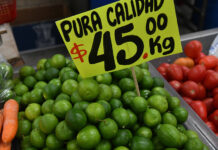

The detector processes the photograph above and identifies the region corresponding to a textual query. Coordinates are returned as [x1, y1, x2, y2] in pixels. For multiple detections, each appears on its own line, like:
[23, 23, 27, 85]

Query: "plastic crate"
[0, 0, 16, 24]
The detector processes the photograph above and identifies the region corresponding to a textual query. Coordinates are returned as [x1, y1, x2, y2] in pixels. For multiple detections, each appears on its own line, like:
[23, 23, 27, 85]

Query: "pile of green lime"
[14, 54, 208, 150]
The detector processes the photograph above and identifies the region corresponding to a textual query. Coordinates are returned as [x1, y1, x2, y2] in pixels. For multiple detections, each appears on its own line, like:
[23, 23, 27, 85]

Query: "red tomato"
[181, 66, 190, 81]
[213, 94, 218, 109]
[216, 133, 218, 136]
[166, 64, 183, 81]
[190, 101, 207, 122]
[208, 110, 218, 126]
[183, 97, 193, 105]
[159, 63, 170, 68]
[181, 81, 199, 99]
[205, 121, 217, 133]
[203, 71, 218, 90]
[215, 66, 218, 72]
[195, 52, 206, 64]
[157, 66, 168, 80]
[199, 55, 218, 69]
[169, 80, 182, 92]
[213, 88, 218, 96]
[197, 84, 206, 100]
[184, 40, 202, 58]
[188, 65, 206, 83]
[203, 98, 214, 114]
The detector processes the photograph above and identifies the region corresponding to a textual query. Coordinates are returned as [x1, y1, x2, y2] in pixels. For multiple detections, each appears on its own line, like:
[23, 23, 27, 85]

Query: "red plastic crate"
[0, 0, 16, 24]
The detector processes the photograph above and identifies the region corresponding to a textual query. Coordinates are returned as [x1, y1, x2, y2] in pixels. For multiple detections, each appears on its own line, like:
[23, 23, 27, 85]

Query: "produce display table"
[12, 28, 218, 150]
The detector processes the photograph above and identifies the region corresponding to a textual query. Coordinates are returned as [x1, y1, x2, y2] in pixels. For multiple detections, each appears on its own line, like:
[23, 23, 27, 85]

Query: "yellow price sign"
[56, 0, 182, 78]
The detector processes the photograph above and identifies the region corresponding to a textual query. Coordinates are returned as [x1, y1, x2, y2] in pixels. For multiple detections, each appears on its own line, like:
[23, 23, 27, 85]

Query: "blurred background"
[1, 0, 218, 51]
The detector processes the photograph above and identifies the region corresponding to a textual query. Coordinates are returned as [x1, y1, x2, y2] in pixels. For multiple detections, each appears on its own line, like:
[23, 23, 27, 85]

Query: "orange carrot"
[0, 110, 3, 135]
[2, 99, 19, 143]
[0, 139, 11, 150]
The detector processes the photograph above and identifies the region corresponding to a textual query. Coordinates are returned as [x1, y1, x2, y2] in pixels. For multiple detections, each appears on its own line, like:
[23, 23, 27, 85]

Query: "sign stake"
[131, 67, 141, 97]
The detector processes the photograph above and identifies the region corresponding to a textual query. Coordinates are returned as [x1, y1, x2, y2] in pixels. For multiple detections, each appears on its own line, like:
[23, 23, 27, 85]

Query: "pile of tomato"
[157, 40, 218, 135]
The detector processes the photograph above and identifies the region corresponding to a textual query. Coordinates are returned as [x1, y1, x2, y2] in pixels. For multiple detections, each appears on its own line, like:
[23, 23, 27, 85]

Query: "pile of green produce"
[14, 54, 208, 150]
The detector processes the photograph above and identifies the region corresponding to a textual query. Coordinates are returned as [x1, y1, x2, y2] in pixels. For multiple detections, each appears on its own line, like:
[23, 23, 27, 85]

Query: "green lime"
[56, 93, 71, 101]
[65, 108, 87, 131]
[127, 109, 137, 128]
[96, 73, 112, 85]
[139, 62, 149, 69]
[135, 127, 152, 139]
[110, 98, 123, 110]
[34, 81, 47, 89]
[14, 96, 22, 104]
[140, 89, 151, 99]
[18, 111, 26, 120]
[152, 136, 164, 150]
[13, 78, 21, 85]
[141, 69, 151, 76]
[122, 91, 137, 106]
[62, 79, 78, 96]
[110, 84, 122, 99]
[77, 74, 84, 82]
[55, 121, 74, 141]
[67, 140, 80, 150]
[131, 96, 148, 113]
[53, 99, 72, 119]
[14, 83, 29, 96]
[44, 59, 52, 69]
[114, 146, 129, 150]
[99, 118, 118, 139]
[97, 100, 111, 116]
[203, 144, 209, 150]
[177, 124, 186, 133]
[67, 60, 77, 71]
[17, 119, 32, 138]
[173, 107, 188, 123]
[37, 58, 47, 70]
[76, 125, 101, 149]
[130, 66, 143, 82]
[132, 123, 140, 132]
[86, 103, 106, 123]
[150, 87, 170, 98]
[112, 129, 132, 147]
[131, 136, 154, 150]
[112, 69, 130, 80]
[119, 78, 135, 92]
[180, 132, 188, 146]
[78, 79, 99, 101]
[185, 130, 199, 139]
[51, 54, 66, 69]
[23, 76, 37, 89]
[167, 96, 180, 110]
[32, 116, 42, 129]
[59, 67, 72, 77]
[143, 108, 161, 127]
[153, 77, 164, 87]
[49, 78, 61, 88]
[164, 148, 178, 150]
[157, 124, 181, 148]
[45, 67, 59, 81]
[46, 134, 63, 149]
[96, 140, 111, 150]
[73, 101, 89, 111]
[25, 103, 41, 121]
[71, 90, 82, 104]
[60, 70, 78, 82]
[30, 129, 46, 148]
[41, 100, 54, 114]
[39, 113, 59, 134]
[140, 76, 154, 90]
[43, 83, 60, 100]
[148, 95, 168, 113]
[21, 92, 31, 105]
[162, 112, 177, 127]
[21, 135, 31, 149]
[30, 88, 43, 104]
[184, 138, 203, 150]
[112, 108, 130, 128]
[19, 66, 35, 78]
[97, 84, 112, 101]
